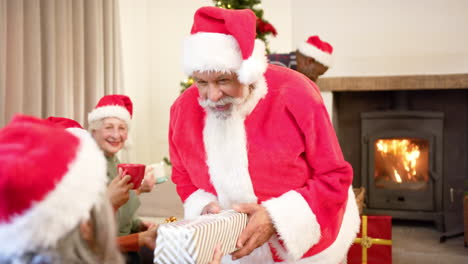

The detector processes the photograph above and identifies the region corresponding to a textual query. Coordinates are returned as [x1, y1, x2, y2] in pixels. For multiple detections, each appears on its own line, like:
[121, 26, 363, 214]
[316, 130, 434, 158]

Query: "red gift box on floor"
[347, 215, 392, 264]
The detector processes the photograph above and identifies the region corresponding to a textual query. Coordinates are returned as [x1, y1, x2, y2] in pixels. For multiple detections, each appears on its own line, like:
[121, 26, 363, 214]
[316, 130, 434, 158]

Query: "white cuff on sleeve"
[262, 190, 320, 260]
[183, 189, 218, 219]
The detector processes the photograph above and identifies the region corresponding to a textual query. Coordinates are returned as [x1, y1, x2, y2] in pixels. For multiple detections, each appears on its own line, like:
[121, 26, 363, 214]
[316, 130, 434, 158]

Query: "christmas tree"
[180, 0, 277, 93]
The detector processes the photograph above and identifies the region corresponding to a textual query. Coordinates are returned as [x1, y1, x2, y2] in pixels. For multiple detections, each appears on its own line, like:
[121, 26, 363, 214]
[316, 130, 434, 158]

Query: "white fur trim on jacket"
[272, 188, 360, 264]
[87, 105, 131, 127]
[0, 131, 107, 257]
[262, 190, 321, 260]
[183, 33, 268, 85]
[297, 42, 333, 68]
[183, 189, 218, 220]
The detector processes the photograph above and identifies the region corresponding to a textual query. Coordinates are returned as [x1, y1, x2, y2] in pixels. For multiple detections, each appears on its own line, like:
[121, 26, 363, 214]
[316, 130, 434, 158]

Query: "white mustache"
[198, 96, 243, 109]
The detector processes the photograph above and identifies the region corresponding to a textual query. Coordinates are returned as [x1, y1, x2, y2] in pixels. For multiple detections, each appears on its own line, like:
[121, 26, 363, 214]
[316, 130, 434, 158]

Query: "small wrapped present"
[347, 215, 392, 264]
[154, 210, 248, 264]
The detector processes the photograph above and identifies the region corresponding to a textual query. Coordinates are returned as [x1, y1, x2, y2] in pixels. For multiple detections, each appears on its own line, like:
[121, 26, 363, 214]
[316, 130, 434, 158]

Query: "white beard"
[202, 104, 257, 209]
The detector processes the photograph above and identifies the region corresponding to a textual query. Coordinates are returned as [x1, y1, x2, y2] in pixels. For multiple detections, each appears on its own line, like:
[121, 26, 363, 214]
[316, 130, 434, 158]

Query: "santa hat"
[87, 94, 133, 127]
[297, 35, 333, 68]
[46, 116, 83, 129]
[0, 114, 107, 256]
[182, 6, 268, 85]
[46, 116, 90, 137]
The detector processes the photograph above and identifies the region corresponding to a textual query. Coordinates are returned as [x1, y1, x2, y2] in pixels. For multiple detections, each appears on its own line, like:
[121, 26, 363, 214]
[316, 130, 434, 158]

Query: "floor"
[392, 220, 468, 264]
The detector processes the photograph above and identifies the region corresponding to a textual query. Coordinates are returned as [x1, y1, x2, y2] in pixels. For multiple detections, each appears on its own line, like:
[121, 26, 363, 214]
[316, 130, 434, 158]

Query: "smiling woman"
[87, 94, 158, 264]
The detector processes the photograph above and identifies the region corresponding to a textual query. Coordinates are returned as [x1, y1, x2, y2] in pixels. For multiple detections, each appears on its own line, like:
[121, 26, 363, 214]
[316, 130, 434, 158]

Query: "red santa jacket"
[169, 64, 360, 263]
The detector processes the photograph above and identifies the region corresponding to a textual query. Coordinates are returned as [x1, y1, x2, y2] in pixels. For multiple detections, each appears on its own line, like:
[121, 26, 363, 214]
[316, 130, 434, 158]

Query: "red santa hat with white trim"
[46, 116, 83, 129]
[88, 94, 133, 127]
[46, 116, 88, 136]
[0, 114, 107, 257]
[182, 6, 268, 85]
[297, 35, 334, 68]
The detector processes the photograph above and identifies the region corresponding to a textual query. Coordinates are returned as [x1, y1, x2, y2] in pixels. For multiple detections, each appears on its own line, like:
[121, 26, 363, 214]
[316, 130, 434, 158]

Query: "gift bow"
[353, 215, 392, 264]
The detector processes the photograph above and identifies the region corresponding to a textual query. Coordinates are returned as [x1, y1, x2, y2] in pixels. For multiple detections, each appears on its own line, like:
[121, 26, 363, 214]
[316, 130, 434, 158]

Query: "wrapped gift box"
[347, 215, 392, 264]
[154, 210, 248, 264]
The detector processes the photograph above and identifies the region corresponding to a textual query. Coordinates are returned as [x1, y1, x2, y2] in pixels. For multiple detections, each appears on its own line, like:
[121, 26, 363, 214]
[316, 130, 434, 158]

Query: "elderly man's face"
[193, 71, 248, 118]
[92, 117, 128, 157]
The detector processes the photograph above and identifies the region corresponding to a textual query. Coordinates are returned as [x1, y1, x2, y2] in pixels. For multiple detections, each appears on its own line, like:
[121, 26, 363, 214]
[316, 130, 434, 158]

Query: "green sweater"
[106, 155, 142, 236]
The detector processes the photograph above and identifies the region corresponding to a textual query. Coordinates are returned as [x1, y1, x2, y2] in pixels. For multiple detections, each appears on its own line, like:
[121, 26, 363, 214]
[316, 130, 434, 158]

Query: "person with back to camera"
[169, 6, 360, 264]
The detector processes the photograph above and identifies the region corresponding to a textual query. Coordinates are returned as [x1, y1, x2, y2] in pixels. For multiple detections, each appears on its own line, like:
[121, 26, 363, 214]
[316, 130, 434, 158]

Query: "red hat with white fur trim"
[88, 94, 133, 126]
[297, 35, 334, 68]
[46, 116, 89, 137]
[0, 115, 107, 256]
[182, 6, 268, 85]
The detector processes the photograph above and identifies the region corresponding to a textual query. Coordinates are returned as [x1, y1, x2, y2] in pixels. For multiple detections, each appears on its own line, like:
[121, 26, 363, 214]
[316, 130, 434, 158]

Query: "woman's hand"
[139, 221, 156, 232]
[137, 166, 156, 194]
[138, 224, 158, 250]
[209, 244, 223, 264]
[107, 168, 133, 210]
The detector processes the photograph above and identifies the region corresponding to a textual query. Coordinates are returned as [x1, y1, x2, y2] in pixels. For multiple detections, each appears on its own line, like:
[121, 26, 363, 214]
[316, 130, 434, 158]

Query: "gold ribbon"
[353, 215, 392, 264]
[165, 216, 178, 223]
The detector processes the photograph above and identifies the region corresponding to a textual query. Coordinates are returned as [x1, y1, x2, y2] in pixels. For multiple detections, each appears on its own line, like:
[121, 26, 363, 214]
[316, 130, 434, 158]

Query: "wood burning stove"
[361, 111, 444, 229]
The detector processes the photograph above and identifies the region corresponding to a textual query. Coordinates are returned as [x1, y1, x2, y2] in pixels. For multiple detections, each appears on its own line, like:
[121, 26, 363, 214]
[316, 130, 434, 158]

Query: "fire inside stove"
[374, 138, 429, 190]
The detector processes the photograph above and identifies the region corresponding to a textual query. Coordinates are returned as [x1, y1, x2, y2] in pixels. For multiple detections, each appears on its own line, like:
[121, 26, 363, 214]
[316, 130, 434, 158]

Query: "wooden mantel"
[316, 73, 468, 92]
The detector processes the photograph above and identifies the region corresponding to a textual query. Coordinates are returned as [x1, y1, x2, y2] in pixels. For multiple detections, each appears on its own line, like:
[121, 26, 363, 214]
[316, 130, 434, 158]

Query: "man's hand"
[107, 168, 133, 210]
[137, 166, 156, 194]
[201, 201, 221, 215]
[138, 224, 158, 250]
[231, 203, 276, 260]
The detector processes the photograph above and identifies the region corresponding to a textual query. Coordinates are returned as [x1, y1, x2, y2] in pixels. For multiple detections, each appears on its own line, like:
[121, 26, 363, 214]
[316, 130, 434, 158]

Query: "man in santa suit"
[169, 6, 360, 264]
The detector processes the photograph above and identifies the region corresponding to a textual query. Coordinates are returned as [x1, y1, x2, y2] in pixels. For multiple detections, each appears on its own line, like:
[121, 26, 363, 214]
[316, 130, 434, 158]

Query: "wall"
[291, 0, 468, 77]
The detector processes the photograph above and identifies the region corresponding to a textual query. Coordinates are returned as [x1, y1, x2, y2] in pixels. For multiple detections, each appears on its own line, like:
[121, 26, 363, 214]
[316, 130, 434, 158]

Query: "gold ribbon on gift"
[353, 215, 392, 264]
[165, 216, 178, 223]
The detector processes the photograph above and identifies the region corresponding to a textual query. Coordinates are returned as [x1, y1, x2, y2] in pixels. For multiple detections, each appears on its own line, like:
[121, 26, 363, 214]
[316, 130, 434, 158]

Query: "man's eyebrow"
[216, 74, 232, 80]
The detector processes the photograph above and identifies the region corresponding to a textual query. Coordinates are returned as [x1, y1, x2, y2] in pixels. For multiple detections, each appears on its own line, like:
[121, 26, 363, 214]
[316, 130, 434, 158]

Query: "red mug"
[117, 163, 146, 189]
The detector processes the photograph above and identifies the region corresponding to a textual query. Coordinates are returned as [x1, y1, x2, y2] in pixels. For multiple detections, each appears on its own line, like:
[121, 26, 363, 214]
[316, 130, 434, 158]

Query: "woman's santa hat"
[182, 6, 268, 85]
[88, 94, 133, 126]
[0, 115, 107, 257]
[297, 35, 334, 68]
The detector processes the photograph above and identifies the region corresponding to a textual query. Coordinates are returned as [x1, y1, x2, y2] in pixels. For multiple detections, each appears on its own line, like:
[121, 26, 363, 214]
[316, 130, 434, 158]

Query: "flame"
[393, 169, 402, 183]
[376, 139, 421, 183]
